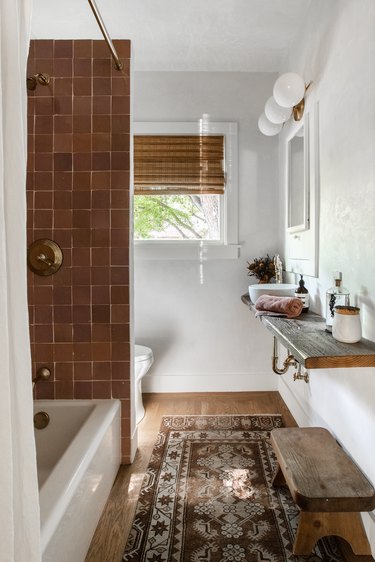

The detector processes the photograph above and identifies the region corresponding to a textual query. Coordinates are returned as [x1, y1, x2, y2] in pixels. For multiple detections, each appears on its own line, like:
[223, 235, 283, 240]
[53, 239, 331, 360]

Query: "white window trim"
[133, 121, 240, 260]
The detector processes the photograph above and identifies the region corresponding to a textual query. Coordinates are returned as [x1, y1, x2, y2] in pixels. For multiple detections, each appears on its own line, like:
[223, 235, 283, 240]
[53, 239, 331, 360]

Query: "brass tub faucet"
[32, 366, 51, 392]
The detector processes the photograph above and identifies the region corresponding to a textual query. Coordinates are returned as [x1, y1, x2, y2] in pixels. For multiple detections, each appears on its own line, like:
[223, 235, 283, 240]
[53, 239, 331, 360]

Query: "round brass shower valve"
[27, 239, 63, 276]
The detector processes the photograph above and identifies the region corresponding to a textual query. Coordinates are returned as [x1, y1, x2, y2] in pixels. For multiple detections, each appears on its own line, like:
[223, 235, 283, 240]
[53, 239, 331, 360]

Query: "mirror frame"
[285, 102, 320, 278]
[286, 116, 309, 233]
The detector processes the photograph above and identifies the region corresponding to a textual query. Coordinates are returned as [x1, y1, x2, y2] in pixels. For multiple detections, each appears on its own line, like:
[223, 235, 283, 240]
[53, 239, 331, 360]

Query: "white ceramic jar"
[332, 306, 361, 343]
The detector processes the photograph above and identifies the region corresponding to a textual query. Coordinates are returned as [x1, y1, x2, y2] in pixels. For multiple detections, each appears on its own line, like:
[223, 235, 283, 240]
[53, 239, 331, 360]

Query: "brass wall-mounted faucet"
[32, 367, 51, 430]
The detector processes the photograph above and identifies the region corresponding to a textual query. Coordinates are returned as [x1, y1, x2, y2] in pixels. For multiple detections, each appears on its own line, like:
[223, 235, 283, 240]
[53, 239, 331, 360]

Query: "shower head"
[27, 72, 51, 91]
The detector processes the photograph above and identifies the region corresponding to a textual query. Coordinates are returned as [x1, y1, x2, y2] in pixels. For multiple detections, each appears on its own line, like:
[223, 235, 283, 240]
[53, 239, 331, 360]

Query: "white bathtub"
[34, 399, 121, 562]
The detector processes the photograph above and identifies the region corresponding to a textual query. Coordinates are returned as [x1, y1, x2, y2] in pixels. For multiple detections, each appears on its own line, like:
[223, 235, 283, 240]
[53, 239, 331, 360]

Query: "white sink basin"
[248, 283, 298, 303]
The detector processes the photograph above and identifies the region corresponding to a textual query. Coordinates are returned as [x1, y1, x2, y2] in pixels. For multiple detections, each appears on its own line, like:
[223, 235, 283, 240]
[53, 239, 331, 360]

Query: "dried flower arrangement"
[247, 254, 275, 283]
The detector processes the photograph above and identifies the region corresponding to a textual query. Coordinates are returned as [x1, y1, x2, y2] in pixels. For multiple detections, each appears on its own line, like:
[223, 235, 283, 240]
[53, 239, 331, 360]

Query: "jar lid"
[334, 305, 360, 315]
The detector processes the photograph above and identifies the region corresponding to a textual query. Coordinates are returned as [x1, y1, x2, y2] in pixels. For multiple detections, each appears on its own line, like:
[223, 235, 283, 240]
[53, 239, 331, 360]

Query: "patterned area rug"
[123, 415, 344, 561]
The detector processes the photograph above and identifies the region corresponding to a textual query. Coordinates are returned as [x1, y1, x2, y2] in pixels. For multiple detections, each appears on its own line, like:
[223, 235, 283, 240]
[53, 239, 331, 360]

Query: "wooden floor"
[84, 392, 371, 562]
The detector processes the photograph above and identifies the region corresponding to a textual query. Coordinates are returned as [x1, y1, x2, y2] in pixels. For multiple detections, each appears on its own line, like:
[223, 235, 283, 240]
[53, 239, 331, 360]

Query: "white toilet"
[134, 344, 154, 424]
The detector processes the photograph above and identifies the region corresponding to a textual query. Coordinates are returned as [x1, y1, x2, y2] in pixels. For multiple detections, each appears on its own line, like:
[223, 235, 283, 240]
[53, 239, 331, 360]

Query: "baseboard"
[142, 372, 278, 393]
[130, 425, 138, 463]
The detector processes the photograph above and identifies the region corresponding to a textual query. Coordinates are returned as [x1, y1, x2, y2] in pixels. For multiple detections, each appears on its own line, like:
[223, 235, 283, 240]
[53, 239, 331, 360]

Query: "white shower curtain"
[0, 0, 41, 560]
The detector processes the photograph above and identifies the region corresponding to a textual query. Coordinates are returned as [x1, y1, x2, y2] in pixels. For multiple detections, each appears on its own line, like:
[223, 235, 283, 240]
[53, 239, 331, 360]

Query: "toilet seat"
[135, 344, 153, 363]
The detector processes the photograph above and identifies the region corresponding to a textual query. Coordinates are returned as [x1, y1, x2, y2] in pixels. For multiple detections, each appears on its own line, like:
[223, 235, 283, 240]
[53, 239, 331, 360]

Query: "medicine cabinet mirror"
[286, 119, 309, 233]
[285, 103, 319, 278]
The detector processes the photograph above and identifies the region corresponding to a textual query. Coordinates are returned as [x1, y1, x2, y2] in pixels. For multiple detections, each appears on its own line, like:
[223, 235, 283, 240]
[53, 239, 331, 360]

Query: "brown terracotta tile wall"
[26, 40, 131, 463]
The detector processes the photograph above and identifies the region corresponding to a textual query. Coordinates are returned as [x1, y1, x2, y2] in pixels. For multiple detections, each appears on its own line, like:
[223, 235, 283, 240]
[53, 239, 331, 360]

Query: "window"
[133, 121, 239, 259]
[134, 134, 224, 242]
[134, 194, 222, 241]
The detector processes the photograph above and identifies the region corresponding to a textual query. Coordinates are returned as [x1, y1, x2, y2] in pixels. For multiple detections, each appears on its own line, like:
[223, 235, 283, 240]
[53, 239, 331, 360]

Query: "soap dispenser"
[325, 271, 350, 332]
[295, 274, 309, 312]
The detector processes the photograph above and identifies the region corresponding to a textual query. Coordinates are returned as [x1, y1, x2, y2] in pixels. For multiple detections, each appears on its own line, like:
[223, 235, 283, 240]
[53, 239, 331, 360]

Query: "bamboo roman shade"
[134, 135, 225, 195]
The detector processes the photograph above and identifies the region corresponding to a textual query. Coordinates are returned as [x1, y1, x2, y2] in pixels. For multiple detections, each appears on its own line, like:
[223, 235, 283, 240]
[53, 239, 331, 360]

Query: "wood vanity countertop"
[241, 294, 375, 369]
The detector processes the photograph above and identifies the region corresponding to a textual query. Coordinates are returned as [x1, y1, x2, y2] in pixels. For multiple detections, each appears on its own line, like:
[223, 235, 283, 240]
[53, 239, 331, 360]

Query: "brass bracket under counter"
[241, 293, 375, 370]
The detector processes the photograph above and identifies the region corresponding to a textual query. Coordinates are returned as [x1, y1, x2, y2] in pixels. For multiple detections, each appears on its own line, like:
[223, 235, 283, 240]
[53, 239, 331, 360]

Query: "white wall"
[278, 0, 375, 551]
[134, 72, 280, 392]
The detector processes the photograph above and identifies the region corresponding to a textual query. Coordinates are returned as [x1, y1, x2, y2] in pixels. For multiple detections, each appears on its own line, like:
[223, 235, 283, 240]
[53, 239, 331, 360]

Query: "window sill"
[134, 242, 241, 260]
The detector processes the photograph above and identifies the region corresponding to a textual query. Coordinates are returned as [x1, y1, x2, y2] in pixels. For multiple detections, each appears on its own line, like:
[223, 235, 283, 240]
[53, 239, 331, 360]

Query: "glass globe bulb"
[258, 113, 282, 136]
[264, 96, 292, 124]
[273, 73, 305, 108]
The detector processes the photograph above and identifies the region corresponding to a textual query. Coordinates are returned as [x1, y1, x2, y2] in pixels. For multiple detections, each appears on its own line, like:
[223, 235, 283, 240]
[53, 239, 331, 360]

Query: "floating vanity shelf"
[241, 294, 375, 369]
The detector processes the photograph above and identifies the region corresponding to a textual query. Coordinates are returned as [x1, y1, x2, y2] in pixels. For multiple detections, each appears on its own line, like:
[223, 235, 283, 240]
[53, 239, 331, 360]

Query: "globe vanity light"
[265, 96, 292, 125]
[258, 113, 283, 136]
[273, 72, 306, 108]
[258, 73, 311, 136]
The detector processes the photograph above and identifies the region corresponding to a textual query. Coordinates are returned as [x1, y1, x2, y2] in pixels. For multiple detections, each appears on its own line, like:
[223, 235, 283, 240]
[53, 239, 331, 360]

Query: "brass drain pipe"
[272, 336, 297, 375]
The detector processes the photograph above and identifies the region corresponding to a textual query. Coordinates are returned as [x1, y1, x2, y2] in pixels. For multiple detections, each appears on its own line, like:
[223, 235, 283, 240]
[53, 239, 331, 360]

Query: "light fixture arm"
[292, 81, 312, 121]
[293, 98, 305, 121]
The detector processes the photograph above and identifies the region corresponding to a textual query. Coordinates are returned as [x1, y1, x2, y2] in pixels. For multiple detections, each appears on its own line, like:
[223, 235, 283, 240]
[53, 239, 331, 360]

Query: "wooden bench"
[270, 427, 375, 556]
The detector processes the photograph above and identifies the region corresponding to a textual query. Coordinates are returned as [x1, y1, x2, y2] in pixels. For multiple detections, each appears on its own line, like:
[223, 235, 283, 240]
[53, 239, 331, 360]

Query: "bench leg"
[293, 512, 372, 556]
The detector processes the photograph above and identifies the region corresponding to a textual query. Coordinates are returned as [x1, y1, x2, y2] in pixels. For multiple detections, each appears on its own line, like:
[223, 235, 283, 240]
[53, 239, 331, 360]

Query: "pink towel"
[255, 295, 303, 318]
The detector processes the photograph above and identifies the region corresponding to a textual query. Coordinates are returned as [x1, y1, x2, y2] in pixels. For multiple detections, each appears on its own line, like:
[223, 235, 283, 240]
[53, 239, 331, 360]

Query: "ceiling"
[32, 0, 312, 72]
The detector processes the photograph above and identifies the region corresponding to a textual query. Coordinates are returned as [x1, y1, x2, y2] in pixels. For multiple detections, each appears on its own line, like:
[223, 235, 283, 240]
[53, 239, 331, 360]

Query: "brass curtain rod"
[88, 0, 123, 70]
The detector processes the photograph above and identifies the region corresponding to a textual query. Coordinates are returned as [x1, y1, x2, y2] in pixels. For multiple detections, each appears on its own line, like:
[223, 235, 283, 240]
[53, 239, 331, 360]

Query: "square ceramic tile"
[28, 39, 130, 436]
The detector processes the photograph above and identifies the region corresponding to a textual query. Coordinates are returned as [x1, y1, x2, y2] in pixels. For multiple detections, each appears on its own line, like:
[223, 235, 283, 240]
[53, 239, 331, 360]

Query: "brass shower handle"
[28, 239, 63, 276]
[36, 253, 53, 267]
